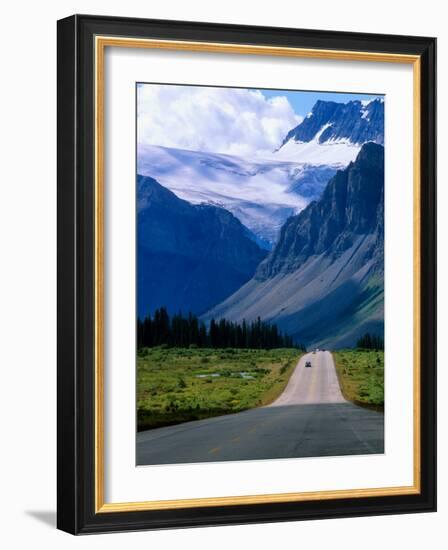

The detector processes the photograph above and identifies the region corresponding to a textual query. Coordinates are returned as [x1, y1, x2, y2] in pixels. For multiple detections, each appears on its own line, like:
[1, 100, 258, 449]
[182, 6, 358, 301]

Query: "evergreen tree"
[356, 332, 384, 350]
[137, 307, 302, 350]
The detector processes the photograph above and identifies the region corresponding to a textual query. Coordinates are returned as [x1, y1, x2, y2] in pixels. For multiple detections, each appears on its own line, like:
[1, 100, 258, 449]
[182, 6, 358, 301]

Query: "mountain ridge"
[203, 142, 384, 349]
[280, 98, 384, 149]
[137, 175, 267, 318]
[137, 98, 384, 247]
[258, 142, 384, 279]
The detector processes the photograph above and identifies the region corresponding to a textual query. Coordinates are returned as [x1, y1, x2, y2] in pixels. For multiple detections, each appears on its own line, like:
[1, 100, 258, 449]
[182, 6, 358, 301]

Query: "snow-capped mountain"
[275, 98, 384, 165]
[137, 144, 336, 248]
[137, 98, 384, 248]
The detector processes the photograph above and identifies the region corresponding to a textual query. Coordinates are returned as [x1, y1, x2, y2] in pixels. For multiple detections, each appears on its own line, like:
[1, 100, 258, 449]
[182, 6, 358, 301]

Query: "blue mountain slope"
[137, 175, 267, 318]
[203, 143, 384, 349]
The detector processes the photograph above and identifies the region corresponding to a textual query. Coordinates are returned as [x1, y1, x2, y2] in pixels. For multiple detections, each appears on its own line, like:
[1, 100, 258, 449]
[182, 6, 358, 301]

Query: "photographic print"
[58, 17, 436, 533]
[136, 83, 385, 465]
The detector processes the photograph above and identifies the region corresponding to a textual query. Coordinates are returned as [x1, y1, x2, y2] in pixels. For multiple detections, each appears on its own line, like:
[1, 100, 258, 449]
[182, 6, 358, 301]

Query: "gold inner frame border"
[94, 36, 421, 513]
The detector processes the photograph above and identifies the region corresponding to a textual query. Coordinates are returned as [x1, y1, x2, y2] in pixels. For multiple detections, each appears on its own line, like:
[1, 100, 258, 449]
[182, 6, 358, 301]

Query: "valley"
[135, 93, 386, 461]
[137, 97, 385, 350]
[203, 143, 385, 349]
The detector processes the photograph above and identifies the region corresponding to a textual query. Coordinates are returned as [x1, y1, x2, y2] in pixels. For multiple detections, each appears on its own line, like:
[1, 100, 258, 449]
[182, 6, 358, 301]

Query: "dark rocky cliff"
[204, 143, 385, 349]
[258, 142, 384, 278]
[137, 175, 267, 317]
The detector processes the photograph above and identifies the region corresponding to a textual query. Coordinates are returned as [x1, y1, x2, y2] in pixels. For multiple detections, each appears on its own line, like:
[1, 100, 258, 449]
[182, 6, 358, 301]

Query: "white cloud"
[137, 84, 301, 157]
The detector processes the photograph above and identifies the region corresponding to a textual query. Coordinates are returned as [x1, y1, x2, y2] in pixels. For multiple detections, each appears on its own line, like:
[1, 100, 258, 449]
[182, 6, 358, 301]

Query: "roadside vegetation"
[333, 348, 384, 410]
[137, 346, 302, 431]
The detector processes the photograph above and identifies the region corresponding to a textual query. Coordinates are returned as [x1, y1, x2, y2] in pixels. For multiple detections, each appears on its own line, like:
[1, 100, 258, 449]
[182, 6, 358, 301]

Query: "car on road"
[305, 361, 312, 368]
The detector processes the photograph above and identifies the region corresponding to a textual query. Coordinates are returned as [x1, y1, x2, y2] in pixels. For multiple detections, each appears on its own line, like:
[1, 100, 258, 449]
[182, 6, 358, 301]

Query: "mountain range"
[138, 144, 336, 248]
[137, 98, 384, 248]
[203, 142, 384, 348]
[137, 98, 384, 347]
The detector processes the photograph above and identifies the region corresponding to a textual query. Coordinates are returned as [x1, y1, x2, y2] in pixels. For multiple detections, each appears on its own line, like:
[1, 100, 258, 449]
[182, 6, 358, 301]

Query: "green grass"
[333, 349, 384, 410]
[137, 347, 303, 431]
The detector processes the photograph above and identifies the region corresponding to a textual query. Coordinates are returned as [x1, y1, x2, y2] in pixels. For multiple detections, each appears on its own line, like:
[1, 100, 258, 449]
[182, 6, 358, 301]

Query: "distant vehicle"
[305, 361, 312, 368]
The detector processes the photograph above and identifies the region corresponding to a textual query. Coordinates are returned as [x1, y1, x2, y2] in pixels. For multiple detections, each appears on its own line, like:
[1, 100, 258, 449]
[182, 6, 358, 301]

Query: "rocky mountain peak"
[257, 142, 384, 279]
[280, 98, 384, 149]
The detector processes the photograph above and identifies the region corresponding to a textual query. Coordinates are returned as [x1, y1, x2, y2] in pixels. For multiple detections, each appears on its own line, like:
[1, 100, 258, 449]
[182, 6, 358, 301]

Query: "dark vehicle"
[305, 361, 312, 368]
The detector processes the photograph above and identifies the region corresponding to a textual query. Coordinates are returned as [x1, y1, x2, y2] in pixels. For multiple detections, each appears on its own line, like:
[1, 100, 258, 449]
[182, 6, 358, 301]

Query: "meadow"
[333, 349, 384, 409]
[137, 346, 302, 431]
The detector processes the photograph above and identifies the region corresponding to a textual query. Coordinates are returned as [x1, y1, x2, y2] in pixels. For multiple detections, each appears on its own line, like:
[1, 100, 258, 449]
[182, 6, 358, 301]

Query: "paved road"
[269, 350, 346, 407]
[137, 351, 384, 465]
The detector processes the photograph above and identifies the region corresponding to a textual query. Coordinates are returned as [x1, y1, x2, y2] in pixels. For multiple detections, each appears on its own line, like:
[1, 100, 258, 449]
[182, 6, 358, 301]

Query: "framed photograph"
[57, 14, 436, 534]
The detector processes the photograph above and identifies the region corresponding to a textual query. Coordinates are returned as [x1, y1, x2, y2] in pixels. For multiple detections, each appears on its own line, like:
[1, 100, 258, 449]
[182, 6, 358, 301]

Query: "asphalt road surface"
[137, 351, 384, 465]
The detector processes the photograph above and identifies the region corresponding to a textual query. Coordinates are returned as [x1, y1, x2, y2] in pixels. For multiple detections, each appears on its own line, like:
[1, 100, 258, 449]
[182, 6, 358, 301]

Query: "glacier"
[137, 144, 341, 248]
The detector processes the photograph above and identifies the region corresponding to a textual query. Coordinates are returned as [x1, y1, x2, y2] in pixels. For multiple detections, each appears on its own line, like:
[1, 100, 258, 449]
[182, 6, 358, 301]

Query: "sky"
[137, 83, 383, 157]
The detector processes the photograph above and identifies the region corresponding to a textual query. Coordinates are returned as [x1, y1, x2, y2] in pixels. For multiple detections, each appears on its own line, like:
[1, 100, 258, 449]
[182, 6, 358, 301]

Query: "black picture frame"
[57, 14, 436, 534]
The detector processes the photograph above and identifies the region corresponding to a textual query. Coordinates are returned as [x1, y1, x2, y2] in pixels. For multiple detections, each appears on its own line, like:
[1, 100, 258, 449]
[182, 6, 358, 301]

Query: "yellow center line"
[208, 447, 221, 454]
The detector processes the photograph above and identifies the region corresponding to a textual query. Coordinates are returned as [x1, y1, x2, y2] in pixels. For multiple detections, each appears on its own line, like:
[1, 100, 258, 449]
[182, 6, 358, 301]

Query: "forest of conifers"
[137, 307, 301, 350]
